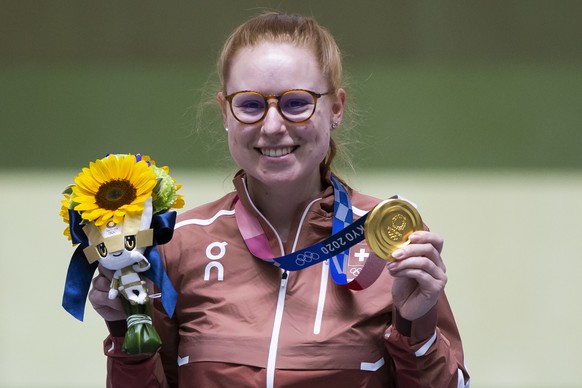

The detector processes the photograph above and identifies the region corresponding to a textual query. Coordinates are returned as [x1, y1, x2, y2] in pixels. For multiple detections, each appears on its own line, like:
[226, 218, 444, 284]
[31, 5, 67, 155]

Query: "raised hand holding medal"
[361, 195, 449, 322]
[370, 203, 449, 323]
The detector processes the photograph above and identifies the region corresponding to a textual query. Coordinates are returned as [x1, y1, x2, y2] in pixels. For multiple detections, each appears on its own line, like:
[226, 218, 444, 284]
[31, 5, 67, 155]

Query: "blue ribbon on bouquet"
[62, 210, 178, 321]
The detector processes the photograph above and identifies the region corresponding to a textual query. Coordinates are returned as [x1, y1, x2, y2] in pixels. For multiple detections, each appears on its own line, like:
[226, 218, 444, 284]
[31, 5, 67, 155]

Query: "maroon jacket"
[103, 172, 470, 387]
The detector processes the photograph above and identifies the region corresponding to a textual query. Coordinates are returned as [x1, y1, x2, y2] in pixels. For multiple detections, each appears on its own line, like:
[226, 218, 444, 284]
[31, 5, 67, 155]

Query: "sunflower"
[72, 154, 158, 227]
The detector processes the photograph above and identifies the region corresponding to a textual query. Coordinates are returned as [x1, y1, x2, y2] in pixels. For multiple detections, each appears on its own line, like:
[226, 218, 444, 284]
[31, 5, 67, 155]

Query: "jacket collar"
[232, 170, 338, 254]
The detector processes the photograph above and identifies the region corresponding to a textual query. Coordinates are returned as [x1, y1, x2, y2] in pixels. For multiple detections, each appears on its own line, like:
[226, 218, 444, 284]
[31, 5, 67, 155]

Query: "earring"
[331, 122, 338, 129]
[225, 127, 229, 132]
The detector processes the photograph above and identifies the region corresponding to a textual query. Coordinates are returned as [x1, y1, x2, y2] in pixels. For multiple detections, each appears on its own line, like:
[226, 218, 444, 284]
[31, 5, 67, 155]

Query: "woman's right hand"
[89, 266, 126, 321]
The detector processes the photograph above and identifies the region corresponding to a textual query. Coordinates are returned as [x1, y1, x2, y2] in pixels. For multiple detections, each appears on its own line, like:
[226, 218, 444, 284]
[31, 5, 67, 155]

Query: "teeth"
[261, 147, 294, 157]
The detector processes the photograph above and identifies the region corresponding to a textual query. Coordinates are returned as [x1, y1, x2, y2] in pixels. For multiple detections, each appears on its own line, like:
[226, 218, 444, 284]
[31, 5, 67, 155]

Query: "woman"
[90, 12, 469, 387]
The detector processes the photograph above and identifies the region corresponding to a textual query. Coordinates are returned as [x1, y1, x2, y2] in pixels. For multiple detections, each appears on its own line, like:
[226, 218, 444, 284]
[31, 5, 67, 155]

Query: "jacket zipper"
[240, 179, 323, 387]
[313, 260, 329, 335]
[266, 270, 288, 388]
[264, 197, 320, 387]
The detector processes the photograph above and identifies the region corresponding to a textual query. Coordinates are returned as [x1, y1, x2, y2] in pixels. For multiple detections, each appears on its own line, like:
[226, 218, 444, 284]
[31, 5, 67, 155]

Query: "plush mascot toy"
[61, 154, 183, 354]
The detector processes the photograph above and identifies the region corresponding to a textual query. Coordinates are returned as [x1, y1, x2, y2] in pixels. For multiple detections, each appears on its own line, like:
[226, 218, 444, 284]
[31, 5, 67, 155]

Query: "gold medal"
[364, 198, 424, 261]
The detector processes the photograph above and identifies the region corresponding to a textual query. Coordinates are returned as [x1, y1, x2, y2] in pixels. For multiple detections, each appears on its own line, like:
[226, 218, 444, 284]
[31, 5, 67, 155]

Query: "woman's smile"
[257, 146, 298, 157]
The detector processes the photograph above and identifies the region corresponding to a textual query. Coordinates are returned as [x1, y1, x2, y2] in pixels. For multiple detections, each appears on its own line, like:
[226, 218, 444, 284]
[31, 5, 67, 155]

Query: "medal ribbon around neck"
[234, 176, 386, 290]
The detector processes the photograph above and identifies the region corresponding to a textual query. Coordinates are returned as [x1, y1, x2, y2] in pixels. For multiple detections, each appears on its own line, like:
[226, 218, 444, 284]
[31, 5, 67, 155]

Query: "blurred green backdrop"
[1, 0, 581, 171]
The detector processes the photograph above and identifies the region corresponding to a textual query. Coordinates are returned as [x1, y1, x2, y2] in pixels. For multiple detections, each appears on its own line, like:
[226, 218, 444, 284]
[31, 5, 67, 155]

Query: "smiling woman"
[87, 12, 469, 388]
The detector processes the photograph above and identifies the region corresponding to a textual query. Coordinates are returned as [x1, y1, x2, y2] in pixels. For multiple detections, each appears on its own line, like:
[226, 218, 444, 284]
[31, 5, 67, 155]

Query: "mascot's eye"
[124, 235, 136, 251]
[97, 243, 108, 258]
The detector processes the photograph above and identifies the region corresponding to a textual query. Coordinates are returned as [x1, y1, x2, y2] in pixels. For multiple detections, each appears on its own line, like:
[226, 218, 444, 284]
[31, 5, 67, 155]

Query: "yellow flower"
[72, 154, 157, 227]
[139, 154, 155, 166]
[174, 191, 185, 209]
[60, 193, 72, 241]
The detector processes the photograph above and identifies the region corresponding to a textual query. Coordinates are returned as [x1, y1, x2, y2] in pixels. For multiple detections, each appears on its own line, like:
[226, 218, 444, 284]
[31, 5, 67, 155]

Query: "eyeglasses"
[224, 89, 331, 124]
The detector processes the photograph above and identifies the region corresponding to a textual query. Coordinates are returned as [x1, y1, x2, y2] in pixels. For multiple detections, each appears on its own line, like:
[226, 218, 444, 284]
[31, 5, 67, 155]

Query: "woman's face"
[219, 41, 345, 192]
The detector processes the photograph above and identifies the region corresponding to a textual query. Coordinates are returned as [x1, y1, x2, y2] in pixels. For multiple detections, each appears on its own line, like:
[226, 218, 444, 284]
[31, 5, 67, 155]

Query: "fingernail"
[387, 262, 397, 270]
[392, 249, 404, 259]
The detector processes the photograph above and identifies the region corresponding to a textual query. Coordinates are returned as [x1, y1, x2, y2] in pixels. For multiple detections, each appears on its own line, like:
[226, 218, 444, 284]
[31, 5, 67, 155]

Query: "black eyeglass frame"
[224, 89, 331, 124]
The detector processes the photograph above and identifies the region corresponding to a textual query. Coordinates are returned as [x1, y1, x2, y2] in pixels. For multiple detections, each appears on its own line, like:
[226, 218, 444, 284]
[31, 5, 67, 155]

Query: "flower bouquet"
[61, 154, 182, 354]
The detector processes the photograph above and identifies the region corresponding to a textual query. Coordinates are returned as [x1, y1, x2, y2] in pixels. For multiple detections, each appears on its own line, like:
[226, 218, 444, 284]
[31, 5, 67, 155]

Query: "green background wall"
[2, 0, 581, 170]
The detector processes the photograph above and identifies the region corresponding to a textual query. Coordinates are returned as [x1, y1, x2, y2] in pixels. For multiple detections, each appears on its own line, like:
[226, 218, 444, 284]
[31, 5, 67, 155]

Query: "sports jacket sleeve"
[384, 293, 470, 387]
[103, 334, 169, 388]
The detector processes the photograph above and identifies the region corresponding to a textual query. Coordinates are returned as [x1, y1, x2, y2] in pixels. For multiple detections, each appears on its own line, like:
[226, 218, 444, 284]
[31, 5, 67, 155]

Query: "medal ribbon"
[235, 176, 386, 290]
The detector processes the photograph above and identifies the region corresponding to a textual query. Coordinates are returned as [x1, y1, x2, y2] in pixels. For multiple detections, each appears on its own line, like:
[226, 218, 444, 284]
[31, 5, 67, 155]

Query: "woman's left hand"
[387, 231, 447, 321]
